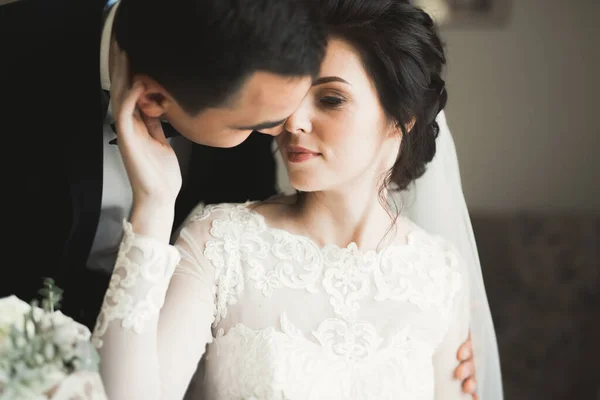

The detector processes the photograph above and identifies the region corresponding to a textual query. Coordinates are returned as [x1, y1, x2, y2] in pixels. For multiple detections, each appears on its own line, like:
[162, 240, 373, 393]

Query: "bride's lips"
[286, 146, 321, 163]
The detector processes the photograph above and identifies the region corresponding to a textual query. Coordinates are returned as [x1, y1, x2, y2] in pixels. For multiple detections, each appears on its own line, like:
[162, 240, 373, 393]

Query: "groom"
[4, 0, 323, 326]
[3, 0, 477, 395]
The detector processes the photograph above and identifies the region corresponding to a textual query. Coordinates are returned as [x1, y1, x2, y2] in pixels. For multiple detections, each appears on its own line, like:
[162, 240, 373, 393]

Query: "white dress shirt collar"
[100, 1, 120, 92]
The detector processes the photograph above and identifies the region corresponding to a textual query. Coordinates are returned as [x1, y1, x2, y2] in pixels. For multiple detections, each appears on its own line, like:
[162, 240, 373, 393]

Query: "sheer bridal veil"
[397, 111, 503, 399]
[274, 110, 504, 399]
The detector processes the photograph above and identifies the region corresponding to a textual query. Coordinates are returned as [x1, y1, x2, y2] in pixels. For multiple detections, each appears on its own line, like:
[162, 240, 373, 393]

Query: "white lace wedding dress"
[92, 202, 470, 400]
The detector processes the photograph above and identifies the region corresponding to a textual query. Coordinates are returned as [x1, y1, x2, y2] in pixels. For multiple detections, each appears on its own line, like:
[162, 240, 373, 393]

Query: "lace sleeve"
[92, 219, 216, 400]
[433, 245, 472, 400]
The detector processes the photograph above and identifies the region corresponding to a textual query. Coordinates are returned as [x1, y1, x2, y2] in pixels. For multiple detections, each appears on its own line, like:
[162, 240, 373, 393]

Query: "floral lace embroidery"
[373, 231, 463, 320]
[202, 204, 327, 325]
[92, 220, 180, 348]
[202, 206, 269, 325]
[198, 204, 463, 327]
[267, 229, 324, 294]
[312, 318, 383, 361]
[183, 203, 466, 400]
[207, 313, 433, 400]
[321, 243, 378, 321]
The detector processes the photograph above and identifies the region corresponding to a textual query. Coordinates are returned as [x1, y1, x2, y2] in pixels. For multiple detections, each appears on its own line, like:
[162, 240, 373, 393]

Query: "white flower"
[0, 296, 40, 346]
[48, 371, 108, 400]
[0, 286, 103, 400]
[0, 295, 91, 342]
[50, 311, 92, 343]
[0, 295, 32, 328]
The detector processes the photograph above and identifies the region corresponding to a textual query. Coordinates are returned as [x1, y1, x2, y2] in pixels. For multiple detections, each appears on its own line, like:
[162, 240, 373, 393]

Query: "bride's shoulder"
[390, 218, 468, 297]
[394, 216, 464, 262]
[249, 195, 297, 221]
[178, 197, 294, 233]
[172, 198, 296, 250]
[172, 201, 255, 238]
[183, 201, 259, 226]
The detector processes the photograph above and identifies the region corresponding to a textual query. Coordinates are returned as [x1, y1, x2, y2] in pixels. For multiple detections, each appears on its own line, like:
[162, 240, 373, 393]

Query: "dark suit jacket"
[1, 0, 277, 329]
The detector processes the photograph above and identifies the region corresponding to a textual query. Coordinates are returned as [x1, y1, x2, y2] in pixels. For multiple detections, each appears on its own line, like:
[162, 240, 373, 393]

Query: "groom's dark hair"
[113, 0, 326, 115]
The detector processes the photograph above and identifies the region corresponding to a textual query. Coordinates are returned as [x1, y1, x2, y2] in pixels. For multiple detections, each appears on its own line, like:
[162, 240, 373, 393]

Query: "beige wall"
[441, 0, 600, 213]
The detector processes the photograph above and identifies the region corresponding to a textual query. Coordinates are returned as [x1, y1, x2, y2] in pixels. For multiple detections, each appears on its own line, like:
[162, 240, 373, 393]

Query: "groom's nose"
[257, 124, 285, 136]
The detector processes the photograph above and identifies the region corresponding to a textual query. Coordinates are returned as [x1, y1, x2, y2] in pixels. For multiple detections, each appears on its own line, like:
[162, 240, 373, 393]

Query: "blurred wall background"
[437, 1, 599, 398]
[442, 0, 600, 214]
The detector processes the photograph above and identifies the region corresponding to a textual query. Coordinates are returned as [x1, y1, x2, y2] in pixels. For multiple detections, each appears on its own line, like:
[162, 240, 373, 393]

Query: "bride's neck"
[293, 179, 393, 251]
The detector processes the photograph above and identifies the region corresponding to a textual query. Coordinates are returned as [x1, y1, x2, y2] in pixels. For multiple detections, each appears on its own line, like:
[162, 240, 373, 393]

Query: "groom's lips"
[286, 146, 320, 163]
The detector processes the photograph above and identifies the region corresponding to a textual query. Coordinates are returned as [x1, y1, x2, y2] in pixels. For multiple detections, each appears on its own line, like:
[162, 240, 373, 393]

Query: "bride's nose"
[284, 100, 312, 135]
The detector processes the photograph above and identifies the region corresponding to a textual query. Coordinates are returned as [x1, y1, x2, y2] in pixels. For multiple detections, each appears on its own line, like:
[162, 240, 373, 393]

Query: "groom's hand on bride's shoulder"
[455, 331, 478, 399]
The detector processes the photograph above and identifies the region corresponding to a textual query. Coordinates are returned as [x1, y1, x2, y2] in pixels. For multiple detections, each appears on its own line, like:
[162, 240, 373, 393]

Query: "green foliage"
[0, 278, 99, 398]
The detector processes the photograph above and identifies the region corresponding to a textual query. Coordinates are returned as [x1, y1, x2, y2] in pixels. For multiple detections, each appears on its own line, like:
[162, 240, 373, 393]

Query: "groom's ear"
[135, 75, 171, 118]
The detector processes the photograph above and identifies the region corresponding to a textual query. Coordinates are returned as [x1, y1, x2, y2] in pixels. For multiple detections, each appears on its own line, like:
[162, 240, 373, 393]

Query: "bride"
[93, 0, 501, 399]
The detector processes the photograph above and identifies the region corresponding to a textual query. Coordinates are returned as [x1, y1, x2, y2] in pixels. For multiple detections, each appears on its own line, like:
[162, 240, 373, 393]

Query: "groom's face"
[164, 72, 313, 148]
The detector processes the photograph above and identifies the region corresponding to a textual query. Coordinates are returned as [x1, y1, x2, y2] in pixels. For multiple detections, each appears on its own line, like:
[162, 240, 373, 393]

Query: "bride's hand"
[111, 48, 182, 210]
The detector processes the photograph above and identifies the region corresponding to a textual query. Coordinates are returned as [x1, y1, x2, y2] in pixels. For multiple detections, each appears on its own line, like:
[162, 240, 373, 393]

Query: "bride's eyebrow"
[312, 76, 350, 86]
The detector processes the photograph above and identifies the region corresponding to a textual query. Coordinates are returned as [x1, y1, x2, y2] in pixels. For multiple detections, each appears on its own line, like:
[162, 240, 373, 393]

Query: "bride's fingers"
[457, 333, 473, 361]
[115, 81, 146, 137]
[462, 377, 477, 395]
[141, 111, 168, 145]
[110, 45, 133, 112]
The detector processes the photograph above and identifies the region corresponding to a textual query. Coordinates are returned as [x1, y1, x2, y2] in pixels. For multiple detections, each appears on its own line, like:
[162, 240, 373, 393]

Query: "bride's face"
[276, 38, 400, 193]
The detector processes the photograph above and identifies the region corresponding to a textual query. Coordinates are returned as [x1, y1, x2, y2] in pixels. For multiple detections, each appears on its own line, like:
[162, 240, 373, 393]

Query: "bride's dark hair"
[321, 0, 448, 194]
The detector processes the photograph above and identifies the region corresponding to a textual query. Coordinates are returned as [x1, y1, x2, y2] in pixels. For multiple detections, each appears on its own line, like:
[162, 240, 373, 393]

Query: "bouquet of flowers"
[0, 279, 108, 399]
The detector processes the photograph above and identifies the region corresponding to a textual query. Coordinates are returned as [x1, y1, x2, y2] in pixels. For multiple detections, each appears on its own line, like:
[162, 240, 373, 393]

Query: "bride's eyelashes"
[316, 90, 348, 109]
[320, 96, 345, 107]
[317, 92, 348, 110]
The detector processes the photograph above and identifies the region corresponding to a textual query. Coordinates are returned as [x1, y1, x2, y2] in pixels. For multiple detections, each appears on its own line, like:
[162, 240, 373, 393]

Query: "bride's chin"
[288, 173, 323, 193]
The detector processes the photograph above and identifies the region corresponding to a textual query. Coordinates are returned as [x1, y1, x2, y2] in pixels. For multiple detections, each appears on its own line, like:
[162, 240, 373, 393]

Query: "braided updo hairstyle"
[321, 0, 448, 193]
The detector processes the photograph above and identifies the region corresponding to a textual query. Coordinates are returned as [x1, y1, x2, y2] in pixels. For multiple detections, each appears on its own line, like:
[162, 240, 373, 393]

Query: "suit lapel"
[58, 3, 108, 280]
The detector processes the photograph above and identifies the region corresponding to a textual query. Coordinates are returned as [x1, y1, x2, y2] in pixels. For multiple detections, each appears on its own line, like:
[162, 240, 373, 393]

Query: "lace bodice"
[93, 202, 470, 400]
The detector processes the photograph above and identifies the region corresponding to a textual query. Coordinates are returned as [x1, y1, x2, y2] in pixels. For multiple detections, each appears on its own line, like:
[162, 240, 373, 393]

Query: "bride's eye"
[319, 96, 345, 108]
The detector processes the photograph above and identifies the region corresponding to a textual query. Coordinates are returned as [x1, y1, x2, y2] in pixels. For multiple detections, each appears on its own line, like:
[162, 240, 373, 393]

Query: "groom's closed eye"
[234, 118, 287, 132]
